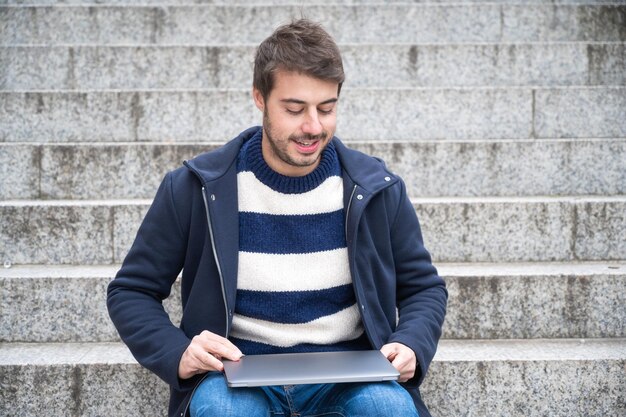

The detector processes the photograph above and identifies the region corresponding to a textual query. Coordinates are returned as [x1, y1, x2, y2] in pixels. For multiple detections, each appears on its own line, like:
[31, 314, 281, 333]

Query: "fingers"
[178, 330, 243, 379]
[380, 342, 417, 383]
[196, 330, 244, 361]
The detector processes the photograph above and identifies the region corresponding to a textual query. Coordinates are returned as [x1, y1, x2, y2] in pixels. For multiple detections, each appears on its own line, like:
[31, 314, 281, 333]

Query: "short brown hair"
[253, 19, 345, 100]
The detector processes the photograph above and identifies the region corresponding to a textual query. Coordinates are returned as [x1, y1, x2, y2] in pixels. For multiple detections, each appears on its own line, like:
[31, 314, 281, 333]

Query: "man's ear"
[252, 88, 265, 112]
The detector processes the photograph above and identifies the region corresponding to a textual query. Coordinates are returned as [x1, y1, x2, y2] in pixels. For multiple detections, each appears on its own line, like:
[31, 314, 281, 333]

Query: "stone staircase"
[1, 1, 625, 416]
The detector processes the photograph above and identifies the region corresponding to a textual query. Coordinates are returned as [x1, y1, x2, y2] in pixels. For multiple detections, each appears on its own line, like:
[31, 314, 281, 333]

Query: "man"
[108, 19, 447, 417]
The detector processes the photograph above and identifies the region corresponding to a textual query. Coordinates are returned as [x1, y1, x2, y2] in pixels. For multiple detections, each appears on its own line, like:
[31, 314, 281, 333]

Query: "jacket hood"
[332, 138, 398, 193]
[183, 126, 259, 184]
[184, 126, 398, 192]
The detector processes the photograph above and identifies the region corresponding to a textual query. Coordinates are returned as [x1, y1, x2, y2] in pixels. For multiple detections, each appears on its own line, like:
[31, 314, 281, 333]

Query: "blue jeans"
[190, 372, 419, 417]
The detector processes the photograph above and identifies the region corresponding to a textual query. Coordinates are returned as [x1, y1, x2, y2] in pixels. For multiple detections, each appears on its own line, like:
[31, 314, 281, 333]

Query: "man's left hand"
[380, 342, 417, 383]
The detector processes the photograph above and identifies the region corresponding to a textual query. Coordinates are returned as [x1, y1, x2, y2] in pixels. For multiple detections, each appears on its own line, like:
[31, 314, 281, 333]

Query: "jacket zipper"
[175, 176, 230, 417]
[345, 184, 378, 348]
[180, 372, 210, 417]
[345, 184, 358, 241]
[182, 189, 230, 417]
[201, 186, 230, 337]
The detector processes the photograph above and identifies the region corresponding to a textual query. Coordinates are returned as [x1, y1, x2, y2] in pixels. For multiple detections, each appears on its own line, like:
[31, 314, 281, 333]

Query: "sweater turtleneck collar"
[237, 129, 341, 194]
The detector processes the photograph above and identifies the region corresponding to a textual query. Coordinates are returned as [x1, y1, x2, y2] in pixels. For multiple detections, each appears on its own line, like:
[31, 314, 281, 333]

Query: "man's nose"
[301, 111, 323, 136]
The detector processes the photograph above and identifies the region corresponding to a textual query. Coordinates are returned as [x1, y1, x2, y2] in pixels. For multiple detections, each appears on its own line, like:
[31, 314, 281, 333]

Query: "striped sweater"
[230, 131, 369, 355]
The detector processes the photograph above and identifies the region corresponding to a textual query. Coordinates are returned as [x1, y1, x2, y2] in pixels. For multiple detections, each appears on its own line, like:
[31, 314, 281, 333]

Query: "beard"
[262, 108, 331, 171]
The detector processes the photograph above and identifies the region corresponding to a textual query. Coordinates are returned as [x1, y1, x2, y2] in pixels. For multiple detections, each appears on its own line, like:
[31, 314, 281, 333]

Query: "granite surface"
[112, 202, 150, 263]
[0, 361, 169, 416]
[2, 5, 624, 45]
[2, 139, 624, 200]
[39, 143, 215, 200]
[0, 143, 39, 199]
[2, 88, 624, 142]
[535, 87, 626, 138]
[0, 90, 261, 142]
[351, 139, 626, 198]
[0, 0, 619, 5]
[1, 198, 625, 264]
[415, 197, 626, 262]
[0, 201, 115, 264]
[2, 263, 623, 342]
[0, 275, 181, 342]
[6, 42, 622, 90]
[1, 340, 624, 417]
[443, 269, 626, 339]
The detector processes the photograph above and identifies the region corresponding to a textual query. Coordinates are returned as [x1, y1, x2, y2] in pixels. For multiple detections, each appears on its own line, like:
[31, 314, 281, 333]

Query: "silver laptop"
[222, 350, 400, 387]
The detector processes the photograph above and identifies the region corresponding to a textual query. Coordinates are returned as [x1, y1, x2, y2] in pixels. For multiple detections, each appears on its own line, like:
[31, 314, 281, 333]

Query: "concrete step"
[1, 262, 624, 343]
[1, 339, 624, 416]
[441, 262, 626, 339]
[424, 338, 626, 416]
[2, 0, 619, 5]
[1, 5, 625, 46]
[1, 87, 625, 142]
[2, 139, 626, 200]
[2, 43, 625, 90]
[0, 197, 624, 265]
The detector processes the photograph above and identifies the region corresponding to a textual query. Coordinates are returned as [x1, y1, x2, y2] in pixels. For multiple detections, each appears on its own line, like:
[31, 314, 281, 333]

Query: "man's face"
[253, 70, 339, 177]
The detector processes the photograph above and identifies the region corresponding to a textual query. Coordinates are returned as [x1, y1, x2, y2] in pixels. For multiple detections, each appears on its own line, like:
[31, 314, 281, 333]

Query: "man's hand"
[178, 330, 243, 379]
[380, 342, 417, 383]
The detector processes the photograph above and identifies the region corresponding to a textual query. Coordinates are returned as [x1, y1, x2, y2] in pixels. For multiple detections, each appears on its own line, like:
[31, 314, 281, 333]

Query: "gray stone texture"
[2, 87, 622, 142]
[0, 266, 182, 342]
[416, 197, 626, 262]
[0, 90, 259, 142]
[38, 143, 216, 200]
[0, 88, 533, 142]
[535, 87, 626, 138]
[441, 262, 626, 339]
[0, 201, 115, 264]
[2, 5, 624, 46]
[0, 143, 39, 199]
[351, 139, 626, 198]
[112, 202, 149, 262]
[588, 43, 626, 85]
[6, 43, 625, 90]
[2, 263, 623, 342]
[2, 139, 625, 200]
[2, 0, 619, 4]
[0, 45, 255, 90]
[575, 199, 626, 260]
[1, 198, 624, 265]
[0, 353, 169, 416]
[502, 5, 626, 42]
[424, 355, 625, 416]
[1, 340, 624, 417]
[0, 201, 156, 265]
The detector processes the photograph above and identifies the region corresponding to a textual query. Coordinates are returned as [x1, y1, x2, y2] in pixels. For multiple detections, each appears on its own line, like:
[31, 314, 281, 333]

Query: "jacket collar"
[184, 126, 260, 184]
[333, 137, 399, 194]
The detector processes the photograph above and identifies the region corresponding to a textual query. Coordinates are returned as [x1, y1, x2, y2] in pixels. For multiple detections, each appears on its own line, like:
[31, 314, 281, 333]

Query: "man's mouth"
[294, 138, 317, 147]
[291, 135, 325, 153]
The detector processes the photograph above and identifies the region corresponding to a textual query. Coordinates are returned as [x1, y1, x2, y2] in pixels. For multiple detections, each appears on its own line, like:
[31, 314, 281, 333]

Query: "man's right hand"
[178, 330, 244, 379]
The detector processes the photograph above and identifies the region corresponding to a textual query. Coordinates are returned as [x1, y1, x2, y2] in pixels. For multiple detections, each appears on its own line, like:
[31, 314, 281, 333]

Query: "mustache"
[289, 132, 329, 142]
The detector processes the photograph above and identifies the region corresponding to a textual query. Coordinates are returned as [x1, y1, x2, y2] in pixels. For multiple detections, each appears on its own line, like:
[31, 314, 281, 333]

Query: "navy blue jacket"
[107, 126, 447, 417]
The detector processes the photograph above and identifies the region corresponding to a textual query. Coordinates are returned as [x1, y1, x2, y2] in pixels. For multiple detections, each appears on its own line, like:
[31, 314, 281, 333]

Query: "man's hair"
[253, 19, 345, 100]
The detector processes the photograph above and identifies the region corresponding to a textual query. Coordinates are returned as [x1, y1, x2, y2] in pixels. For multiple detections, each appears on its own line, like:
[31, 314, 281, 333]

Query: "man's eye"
[318, 107, 334, 115]
[286, 108, 303, 115]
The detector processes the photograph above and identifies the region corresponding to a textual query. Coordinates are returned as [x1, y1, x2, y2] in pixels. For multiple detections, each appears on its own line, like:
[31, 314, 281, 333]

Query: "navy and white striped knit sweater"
[230, 131, 370, 355]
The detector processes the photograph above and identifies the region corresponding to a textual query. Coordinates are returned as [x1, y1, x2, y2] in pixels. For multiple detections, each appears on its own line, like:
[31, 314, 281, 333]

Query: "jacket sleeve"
[107, 172, 193, 391]
[386, 178, 448, 388]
